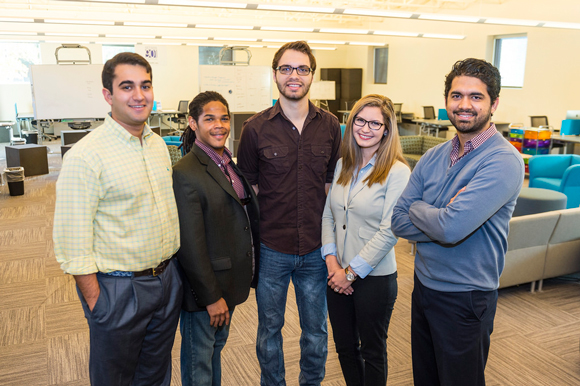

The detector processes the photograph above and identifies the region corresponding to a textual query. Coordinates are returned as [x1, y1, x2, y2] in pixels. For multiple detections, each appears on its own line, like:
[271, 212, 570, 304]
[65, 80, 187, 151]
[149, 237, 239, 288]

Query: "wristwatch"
[345, 267, 357, 282]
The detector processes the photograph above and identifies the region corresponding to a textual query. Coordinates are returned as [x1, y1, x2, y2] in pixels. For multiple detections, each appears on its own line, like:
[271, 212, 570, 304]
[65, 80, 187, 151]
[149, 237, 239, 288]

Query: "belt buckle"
[152, 267, 160, 276]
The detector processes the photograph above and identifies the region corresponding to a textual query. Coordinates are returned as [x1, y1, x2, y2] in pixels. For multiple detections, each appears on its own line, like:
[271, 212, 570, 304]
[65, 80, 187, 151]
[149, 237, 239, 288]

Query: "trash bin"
[22, 131, 38, 144]
[4, 167, 25, 196]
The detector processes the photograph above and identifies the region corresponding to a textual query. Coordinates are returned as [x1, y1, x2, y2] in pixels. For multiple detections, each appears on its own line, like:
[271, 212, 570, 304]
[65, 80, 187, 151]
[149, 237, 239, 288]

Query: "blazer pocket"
[211, 257, 232, 271]
[358, 226, 376, 241]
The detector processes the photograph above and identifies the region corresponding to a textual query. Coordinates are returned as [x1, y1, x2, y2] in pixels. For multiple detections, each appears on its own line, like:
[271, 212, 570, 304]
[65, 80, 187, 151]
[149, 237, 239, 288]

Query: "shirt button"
[274, 152, 278, 156]
[343, 225, 346, 230]
[244, 226, 249, 231]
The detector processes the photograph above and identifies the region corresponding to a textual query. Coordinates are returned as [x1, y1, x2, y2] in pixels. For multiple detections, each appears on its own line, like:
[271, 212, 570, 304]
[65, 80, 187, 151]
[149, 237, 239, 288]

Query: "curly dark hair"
[180, 91, 230, 154]
[102, 52, 152, 94]
[444, 58, 501, 103]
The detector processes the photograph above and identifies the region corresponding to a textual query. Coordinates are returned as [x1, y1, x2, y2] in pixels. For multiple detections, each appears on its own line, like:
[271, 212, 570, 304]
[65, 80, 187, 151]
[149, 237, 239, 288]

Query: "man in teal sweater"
[392, 58, 524, 386]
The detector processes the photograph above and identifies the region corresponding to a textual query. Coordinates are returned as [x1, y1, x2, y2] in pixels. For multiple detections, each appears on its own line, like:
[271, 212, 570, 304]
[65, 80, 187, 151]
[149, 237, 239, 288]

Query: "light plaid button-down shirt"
[54, 114, 180, 275]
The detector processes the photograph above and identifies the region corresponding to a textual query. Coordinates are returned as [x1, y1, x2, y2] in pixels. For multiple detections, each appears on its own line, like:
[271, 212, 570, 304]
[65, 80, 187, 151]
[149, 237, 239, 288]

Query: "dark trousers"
[327, 272, 398, 386]
[77, 259, 183, 386]
[411, 274, 497, 386]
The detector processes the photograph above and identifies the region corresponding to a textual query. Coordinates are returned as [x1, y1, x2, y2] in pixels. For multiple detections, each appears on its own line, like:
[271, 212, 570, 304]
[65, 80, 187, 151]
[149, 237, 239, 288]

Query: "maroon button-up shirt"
[237, 101, 342, 255]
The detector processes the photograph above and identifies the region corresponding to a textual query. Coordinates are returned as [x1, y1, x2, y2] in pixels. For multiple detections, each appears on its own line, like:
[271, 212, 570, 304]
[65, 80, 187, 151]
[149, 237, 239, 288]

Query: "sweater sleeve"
[391, 156, 434, 242]
[408, 152, 523, 245]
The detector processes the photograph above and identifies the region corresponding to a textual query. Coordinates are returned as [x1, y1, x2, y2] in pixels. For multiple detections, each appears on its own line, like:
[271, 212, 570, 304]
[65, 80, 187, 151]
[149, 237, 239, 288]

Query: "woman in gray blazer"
[321, 94, 411, 386]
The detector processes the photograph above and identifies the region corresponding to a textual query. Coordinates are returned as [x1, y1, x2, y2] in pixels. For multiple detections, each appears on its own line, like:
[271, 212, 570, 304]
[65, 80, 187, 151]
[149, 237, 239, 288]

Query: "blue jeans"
[180, 308, 234, 386]
[256, 243, 328, 386]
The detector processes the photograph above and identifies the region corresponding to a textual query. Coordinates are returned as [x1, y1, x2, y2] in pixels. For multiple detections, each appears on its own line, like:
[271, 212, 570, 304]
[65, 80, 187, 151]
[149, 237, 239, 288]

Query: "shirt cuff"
[349, 255, 373, 279]
[321, 243, 337, 261]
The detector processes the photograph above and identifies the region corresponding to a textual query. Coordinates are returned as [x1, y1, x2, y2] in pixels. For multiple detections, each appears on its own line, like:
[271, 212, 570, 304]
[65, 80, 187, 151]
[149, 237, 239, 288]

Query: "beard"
[448, 108, 492, 135]
[276, 77, 312, 101]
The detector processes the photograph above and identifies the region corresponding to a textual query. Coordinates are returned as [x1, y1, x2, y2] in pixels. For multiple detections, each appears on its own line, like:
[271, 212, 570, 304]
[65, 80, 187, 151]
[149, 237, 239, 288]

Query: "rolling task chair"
[530, 116, 549, 128]
[168, 100, 189, 132]
[393, 103, 403, 124]
[423, 106, 436, 120]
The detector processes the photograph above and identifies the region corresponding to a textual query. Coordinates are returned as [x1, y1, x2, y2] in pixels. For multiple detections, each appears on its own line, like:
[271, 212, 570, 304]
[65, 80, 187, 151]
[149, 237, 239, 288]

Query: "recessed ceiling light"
[260, 26, 314, 32]
[45, 33, 100, 37]
[543, 21, 580, 29]
[159, 0, 247, 8]
[348, 41, 387, 46]
[256, 4, 334, 13]
[319, 28, 369, 34]
[195, 24, 253, 30]
[107, 34, 156, 39]
[161, 36, 208, 39]
[374, 31, 418, 37]
[0, 31, 37, 35]
[213, 37, 257, 42]
[422, 33, 465, 39]
[0, 17, 35, 22]
[343, 9, 412, 18]
[419, 14, 480, 23]
[124, 22, 187, 27]
[485, 18, 540, 27]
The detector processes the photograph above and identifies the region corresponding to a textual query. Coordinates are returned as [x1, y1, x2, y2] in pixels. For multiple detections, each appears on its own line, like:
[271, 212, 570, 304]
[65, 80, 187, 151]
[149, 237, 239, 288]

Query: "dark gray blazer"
[172, 145, 260, 312]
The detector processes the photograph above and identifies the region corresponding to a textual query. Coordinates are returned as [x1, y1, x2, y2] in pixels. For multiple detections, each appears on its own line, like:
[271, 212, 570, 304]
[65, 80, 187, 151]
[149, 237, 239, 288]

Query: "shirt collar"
[194, 138, 233, 166]
[267, 99, 320, 122]
[451, 122, 497, 152]
[106, 113, 152, 144]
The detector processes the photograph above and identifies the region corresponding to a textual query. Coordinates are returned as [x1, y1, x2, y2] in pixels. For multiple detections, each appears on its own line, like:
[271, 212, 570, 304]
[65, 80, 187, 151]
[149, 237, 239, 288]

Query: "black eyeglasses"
[276, 65, 312, 76]
[353, 116, 384, 131]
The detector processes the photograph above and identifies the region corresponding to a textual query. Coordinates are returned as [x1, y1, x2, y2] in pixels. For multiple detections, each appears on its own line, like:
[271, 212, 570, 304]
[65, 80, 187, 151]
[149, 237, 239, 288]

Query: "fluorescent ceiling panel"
[107, 34, 156, 38]
[260, 26, 314, 32]
[45, 19, 115, 25]
[45, 32, 100, 37]
[125, 22, 187, 27]
[319, 28, 368, 34]
[374, 30, 418, 37]
[256, 4, 334, 13]
[159, 0, 247, 7]
[0, 18, 35, 22]
[419, 14, 480, 23]
[308, 39, 345, 45]
[422, 33, 465, 39]
[343, 9, 412, 18]
[196, 24, 253, 30]
[161, 36, 207, 39]
[485, 18, 539, 26]
[348, 41, 386, 46]
[543, 22, 580, 29]
[0, 31, 37, 35]
[213, 37, 257, 41]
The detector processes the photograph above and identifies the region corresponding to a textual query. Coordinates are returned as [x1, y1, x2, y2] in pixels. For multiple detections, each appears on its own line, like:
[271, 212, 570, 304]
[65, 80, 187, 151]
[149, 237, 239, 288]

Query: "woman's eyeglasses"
[353, 117, 384, 131]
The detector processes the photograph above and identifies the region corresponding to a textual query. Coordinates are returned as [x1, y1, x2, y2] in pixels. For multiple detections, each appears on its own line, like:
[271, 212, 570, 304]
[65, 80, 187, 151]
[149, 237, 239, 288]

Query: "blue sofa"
[529, 154, 580, 208]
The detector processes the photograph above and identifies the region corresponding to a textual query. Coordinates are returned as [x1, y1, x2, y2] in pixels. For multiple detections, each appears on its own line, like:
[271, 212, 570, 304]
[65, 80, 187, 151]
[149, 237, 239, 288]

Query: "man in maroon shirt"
[238, 41, 341, 385]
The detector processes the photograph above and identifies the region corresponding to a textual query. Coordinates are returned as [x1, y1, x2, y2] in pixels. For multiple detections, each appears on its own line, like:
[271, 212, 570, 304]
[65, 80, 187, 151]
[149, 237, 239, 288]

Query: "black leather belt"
[133, 257, 173, 277]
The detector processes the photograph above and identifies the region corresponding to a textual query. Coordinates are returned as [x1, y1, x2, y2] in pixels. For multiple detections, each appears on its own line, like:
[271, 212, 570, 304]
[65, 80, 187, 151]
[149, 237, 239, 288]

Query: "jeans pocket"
[469, 290, 494, 321]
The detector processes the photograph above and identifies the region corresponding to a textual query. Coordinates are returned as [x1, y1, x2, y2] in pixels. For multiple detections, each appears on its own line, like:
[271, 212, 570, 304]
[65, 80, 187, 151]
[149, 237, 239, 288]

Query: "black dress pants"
[327, 272, 398, 386]
[411, 274, 497, 386]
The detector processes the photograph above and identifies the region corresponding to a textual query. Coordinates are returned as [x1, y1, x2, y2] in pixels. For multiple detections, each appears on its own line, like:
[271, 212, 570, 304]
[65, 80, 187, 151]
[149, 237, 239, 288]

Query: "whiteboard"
[310, 81, 336, 100]
[199, 65, 272, 113]
[30, 65, 110, 120]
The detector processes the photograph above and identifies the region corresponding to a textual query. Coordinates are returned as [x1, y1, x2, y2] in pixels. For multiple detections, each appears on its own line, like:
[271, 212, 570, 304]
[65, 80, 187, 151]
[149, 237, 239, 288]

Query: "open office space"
[1, 0, 580, 385]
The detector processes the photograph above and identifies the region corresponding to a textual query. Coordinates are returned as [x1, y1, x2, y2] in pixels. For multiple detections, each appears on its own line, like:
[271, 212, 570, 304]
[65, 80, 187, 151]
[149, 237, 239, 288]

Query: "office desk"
[412, 119, 451, 137]
[149, 110, 183, 133]
[337, 110, 351, 124]
[551, 135, 580, 154]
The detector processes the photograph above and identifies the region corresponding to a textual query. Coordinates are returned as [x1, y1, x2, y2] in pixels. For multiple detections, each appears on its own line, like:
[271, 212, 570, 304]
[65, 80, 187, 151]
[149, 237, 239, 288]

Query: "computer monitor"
[565, 110, 580, 119]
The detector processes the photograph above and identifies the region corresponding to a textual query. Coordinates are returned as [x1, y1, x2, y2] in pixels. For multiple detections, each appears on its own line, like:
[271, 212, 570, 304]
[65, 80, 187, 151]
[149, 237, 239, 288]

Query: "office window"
[373, 47, 389, 84]
[102, 45, 135, 62]
[0, 42, 41, 84]
[493, 34, 527, 88]
[199, 46, 231, 65]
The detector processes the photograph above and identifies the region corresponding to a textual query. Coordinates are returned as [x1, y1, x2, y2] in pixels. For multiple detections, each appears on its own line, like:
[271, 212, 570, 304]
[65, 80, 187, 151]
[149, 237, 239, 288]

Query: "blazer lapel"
[193, 146, 242, 206]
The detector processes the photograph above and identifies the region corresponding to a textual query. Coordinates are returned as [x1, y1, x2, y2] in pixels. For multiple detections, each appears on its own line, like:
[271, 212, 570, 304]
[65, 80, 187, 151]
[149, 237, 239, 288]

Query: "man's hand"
[74, 274, 100, 312]
[448, 186, 466, 206]
[206, 298, 230, 328]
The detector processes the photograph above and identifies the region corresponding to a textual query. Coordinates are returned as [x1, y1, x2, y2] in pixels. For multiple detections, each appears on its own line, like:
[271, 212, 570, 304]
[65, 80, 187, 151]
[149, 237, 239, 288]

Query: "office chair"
[530, 116, 549, 128]
[168, 100, 189, 132]
[423, 106, 436, 120]
[393, 103, 403, 124]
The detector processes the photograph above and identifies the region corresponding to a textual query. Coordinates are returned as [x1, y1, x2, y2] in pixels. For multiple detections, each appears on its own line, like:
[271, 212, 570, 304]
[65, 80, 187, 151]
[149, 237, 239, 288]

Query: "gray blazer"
[321, 159, 410, 277]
